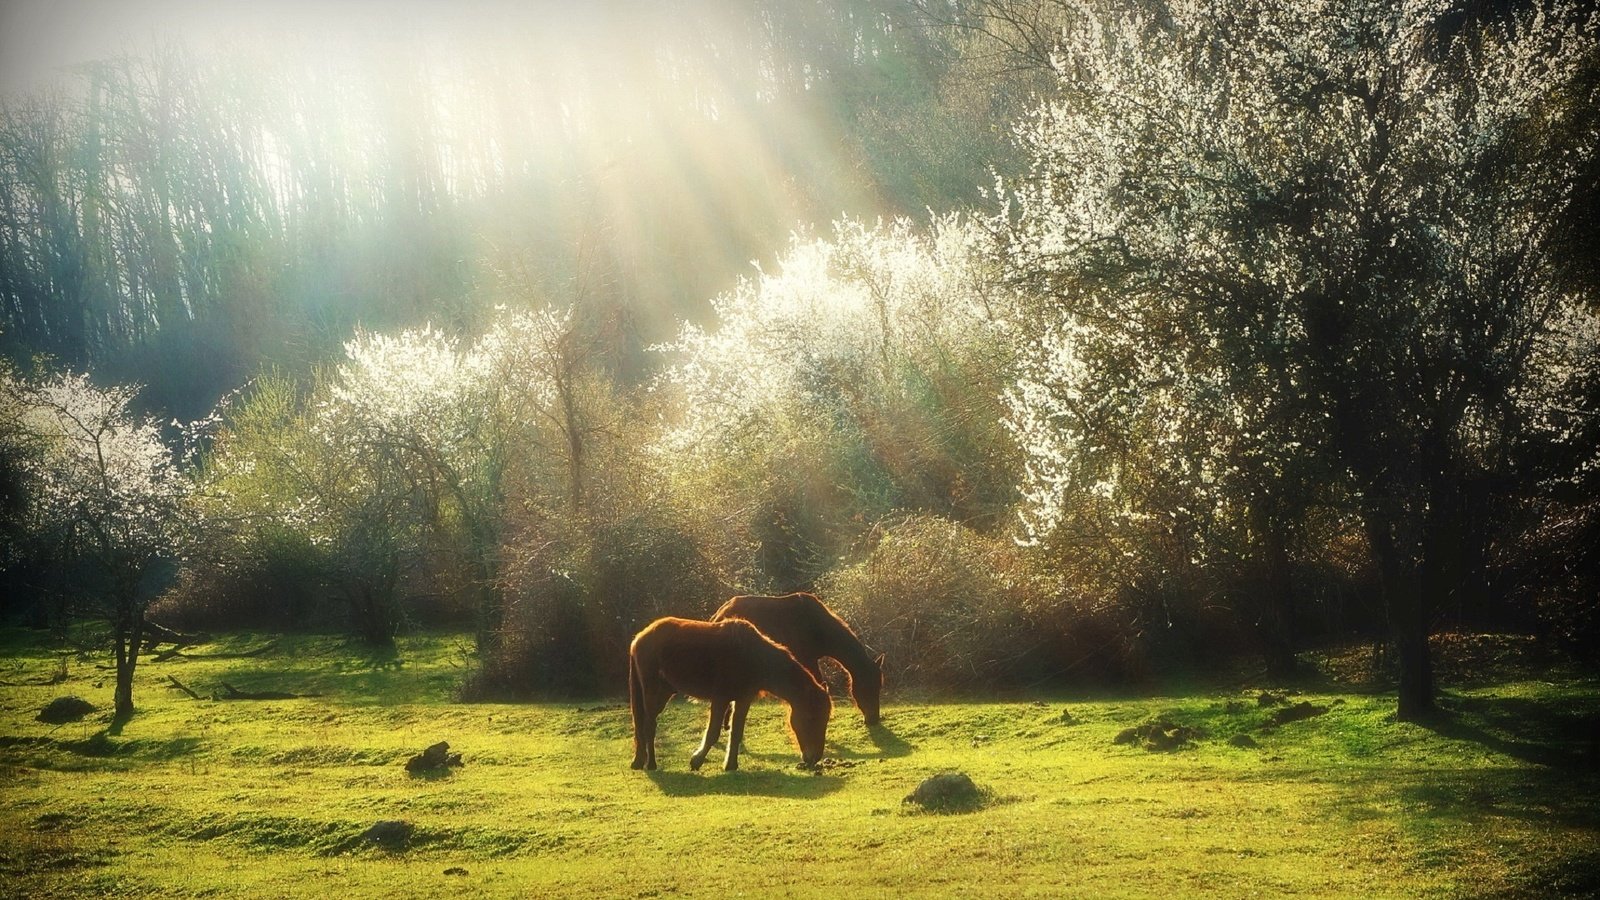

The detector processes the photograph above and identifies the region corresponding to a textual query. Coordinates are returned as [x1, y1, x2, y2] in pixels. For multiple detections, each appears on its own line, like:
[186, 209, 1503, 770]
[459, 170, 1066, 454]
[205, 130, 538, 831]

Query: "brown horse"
[710, 592, 885, 726]
[628, 617, 831, 772]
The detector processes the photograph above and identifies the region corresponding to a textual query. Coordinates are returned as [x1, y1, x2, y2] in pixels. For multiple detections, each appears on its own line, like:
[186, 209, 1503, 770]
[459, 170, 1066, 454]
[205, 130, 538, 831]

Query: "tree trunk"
[1257, 505, 1299, 679]
[1367, 518, 1435, 720]
[112, 605, 145, 722]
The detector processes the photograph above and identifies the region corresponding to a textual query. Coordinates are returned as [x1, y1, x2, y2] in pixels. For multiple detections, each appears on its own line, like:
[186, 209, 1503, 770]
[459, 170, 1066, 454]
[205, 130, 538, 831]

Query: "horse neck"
[765, 648, 823, 705]
[814, 612, 875, 681]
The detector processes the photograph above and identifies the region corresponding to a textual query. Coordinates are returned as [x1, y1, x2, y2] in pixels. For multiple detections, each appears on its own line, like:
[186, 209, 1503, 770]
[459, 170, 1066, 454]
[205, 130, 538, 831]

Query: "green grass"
[2, 629, 1597, 898]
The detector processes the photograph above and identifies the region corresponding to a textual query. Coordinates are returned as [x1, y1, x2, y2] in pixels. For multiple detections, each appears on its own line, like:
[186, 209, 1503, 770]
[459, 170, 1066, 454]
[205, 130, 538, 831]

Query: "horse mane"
[733, 618, 829, 695]
[797, 593, 879, 674]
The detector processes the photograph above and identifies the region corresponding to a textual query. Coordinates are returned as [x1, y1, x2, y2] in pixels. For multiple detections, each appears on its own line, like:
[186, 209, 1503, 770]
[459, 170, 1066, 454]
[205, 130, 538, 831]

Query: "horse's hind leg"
[633, 670, 672, 771]
[690, 700, 729, 771]
[724, 700, 752, 772]
[629, 657, 649, 770]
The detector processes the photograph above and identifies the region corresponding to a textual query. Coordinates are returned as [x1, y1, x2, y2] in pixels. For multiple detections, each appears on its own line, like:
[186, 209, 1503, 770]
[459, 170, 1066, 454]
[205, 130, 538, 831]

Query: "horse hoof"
[630, 759, 645, 770]
[689, 757, 703, 772]
[723, 762, 738, 772]
[646, 761, 657, 771]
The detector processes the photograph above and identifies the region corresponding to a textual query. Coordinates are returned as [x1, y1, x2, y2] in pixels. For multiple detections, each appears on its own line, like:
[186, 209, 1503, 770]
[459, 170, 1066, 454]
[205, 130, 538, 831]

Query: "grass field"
[2, 629, 1597, 898]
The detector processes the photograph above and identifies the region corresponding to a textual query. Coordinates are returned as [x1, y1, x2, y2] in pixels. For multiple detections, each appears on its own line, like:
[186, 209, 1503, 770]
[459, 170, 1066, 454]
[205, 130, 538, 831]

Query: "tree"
[1001, 0, 1599, 716]
[656, 215, 1021, 587]
[5, 369, 192, 721]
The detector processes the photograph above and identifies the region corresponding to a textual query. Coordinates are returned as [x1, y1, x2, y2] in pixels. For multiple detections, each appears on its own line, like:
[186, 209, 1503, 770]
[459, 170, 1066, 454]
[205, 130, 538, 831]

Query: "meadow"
[2, 630, 1597, 898]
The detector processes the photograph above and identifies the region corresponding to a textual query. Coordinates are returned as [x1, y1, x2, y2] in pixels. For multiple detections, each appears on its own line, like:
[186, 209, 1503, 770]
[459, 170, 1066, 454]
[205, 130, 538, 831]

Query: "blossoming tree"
[6, 371, 193, 720]
[1001, 0, 1599, 716]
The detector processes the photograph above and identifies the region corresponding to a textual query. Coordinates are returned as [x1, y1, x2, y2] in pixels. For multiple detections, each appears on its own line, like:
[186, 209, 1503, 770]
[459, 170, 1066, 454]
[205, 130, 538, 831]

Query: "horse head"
[789, 679, 833, 767]
[857, 653, 886, 727]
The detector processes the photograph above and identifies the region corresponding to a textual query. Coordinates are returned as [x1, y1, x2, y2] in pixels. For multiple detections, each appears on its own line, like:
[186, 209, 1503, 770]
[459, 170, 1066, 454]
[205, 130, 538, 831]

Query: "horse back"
[711, 592, 853, 662]
[631, 617, 794, 702]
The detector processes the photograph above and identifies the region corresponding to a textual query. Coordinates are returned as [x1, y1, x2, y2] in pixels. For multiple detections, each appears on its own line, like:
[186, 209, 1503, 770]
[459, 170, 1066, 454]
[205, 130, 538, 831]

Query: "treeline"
[3, 1, 1598, 719]
[0, 1, 1018, 416]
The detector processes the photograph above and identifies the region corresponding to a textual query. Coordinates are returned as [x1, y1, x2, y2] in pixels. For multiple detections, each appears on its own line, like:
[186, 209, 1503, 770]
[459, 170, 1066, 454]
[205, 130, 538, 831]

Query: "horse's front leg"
[724, 699, 752, 771]
[690, 700, 728, 771]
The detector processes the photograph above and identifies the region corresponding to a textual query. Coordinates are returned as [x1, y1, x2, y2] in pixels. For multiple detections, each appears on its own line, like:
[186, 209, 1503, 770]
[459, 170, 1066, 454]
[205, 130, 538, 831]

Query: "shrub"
[462, 508, 728, 700]
[820, 515, 1059, 690]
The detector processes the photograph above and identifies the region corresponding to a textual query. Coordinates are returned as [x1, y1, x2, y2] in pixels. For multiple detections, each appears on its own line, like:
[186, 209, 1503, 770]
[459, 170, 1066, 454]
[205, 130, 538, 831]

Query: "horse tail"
[628, 647, 644, 723]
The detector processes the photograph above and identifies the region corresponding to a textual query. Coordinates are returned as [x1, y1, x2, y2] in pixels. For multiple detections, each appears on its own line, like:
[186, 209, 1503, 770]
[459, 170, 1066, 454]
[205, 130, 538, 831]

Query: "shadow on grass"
[53, 730, 202, 760]
[1393, 768, 1600, 830]
[645, 767, 845, 799]
[405, 766, 457, 782]
[340, 639, 403, 671]
[1312, 754, 1600, 896]
[1391, 765, 1600, 897]
[1422, 691, 1600, 770]
[824, 722, 915, 760]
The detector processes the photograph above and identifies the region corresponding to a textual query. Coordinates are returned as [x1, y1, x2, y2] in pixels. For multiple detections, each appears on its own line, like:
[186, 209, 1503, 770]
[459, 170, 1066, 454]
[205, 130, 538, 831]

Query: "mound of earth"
[904, 772, 984, 811]
[1114, 719, 1205, 751]
[405, 741, 463, 773]
[1267, 701, 1329, 727]
[359, 820, 413, 851]
[37, 696, 96, 724]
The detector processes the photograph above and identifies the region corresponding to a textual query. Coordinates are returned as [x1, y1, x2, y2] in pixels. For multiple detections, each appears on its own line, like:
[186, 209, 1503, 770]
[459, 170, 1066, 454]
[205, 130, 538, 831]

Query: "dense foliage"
[3, 0, 1596, 710]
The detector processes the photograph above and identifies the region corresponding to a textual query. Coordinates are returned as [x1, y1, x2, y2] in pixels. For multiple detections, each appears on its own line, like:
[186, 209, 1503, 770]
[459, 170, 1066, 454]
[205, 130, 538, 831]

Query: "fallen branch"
[140, 621, 212, 651]
[215, 681, 323, 701]
[151, 641, 278, 662]
[0, 659, 68, 687]
[166, 675, 203, 700]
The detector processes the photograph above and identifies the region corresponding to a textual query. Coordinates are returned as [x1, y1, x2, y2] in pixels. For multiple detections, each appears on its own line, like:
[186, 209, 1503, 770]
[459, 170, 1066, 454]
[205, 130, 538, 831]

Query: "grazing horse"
[711, 592, 885, 726]
[628, 617, 831, 772]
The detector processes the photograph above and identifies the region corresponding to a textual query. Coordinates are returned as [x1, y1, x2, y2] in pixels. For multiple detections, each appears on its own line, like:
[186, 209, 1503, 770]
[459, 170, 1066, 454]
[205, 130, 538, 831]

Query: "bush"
[462, 508, 729, 700]
[820, 515, 1059, 690]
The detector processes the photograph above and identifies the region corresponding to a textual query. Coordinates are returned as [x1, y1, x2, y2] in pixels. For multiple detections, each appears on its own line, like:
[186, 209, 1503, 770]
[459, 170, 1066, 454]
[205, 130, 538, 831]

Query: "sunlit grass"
[2, 629, 1596, 898]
